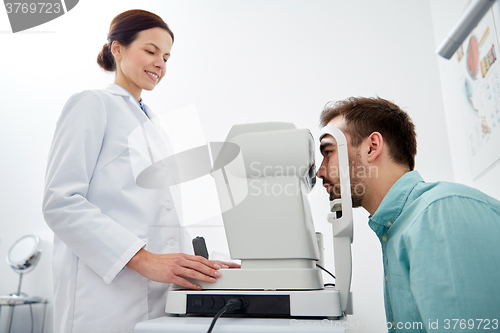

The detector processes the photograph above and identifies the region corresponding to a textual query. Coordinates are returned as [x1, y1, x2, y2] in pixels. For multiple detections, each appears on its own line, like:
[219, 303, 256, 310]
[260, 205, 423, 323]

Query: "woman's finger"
[181, 253, 223, 269]
[180, 259, 222, 279]
[170, 275, 203, 290]
[215, 260, 241, 268]
[175, 266, 219, 284]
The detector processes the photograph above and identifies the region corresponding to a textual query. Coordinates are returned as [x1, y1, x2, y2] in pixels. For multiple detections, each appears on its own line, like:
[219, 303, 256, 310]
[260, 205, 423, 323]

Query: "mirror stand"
[10, 272, 28, 297]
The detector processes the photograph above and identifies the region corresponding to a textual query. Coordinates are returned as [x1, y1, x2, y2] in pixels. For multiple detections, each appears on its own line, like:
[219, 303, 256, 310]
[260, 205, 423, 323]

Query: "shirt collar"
[369, 171, 424, 228]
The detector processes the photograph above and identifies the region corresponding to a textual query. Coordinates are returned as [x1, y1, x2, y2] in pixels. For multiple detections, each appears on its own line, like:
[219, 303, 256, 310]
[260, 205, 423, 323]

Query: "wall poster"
[453, 6, 500, 179]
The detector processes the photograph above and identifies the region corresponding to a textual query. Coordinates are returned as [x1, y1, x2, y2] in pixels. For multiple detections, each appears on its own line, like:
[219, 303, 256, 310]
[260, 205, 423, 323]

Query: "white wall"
[430, 0, 500, 201]
[0, 1, 452, 332]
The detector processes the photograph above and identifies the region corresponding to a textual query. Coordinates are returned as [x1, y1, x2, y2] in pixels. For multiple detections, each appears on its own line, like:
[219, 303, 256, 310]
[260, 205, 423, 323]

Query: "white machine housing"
[165, 122, 353, 318]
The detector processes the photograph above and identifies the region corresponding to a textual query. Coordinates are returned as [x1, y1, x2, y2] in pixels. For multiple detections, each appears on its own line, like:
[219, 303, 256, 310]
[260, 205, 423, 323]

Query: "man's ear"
[111, 41, 122, 61]
[366, 132, 384, 163]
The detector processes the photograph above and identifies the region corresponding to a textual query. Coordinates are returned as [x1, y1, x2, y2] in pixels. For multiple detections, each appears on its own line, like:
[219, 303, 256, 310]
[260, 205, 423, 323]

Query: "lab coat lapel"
[104, 84, 165, 136]
[105, 84, 150, 123]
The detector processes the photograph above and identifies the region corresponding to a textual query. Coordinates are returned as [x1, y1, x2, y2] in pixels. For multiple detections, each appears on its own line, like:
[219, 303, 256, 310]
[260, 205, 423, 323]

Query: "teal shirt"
[369, 171, 500, 332]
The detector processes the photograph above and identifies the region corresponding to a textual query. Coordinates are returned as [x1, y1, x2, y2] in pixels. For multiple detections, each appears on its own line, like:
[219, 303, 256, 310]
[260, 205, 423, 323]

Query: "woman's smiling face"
[112, 27, 173, 100]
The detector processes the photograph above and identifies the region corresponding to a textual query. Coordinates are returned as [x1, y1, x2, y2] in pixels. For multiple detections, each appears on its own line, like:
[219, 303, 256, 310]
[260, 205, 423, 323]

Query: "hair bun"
[97, 42, 115, 72]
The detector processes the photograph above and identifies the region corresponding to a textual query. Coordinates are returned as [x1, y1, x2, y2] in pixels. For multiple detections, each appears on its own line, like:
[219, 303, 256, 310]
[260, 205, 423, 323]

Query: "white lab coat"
[43, 84, 189, 333]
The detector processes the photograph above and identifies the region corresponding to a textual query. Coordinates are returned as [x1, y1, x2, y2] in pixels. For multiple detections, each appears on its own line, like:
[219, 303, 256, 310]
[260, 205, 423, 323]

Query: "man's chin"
[329, 193, 341, 201]
[328, 194, 362, 209]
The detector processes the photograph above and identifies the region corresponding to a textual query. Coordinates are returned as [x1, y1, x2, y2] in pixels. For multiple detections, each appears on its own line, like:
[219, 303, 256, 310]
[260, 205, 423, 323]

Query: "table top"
[0, 295, 48, 305]
[134, 316, 346, 333]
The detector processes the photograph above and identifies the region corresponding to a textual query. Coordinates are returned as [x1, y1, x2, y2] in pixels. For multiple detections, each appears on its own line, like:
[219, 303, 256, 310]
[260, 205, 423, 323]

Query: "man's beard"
[329, 180, 364, 207]
[328, 150, 365, 208]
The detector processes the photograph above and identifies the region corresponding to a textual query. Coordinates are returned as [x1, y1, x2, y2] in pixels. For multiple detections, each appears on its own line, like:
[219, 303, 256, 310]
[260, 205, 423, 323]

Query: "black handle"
[192, 236, 209, 259]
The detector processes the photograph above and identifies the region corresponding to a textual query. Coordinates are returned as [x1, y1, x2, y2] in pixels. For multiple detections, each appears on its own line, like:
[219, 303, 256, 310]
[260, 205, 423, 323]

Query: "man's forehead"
[320, 116, 347, 146]
[327, 115, 346, 129]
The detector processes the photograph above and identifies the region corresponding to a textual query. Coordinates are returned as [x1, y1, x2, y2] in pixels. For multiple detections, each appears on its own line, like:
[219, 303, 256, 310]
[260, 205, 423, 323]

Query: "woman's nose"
[154, 58, 165, 71]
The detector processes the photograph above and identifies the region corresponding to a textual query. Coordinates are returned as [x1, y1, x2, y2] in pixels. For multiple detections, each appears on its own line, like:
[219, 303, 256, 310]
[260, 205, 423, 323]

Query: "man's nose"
[316, 164, 326, 179]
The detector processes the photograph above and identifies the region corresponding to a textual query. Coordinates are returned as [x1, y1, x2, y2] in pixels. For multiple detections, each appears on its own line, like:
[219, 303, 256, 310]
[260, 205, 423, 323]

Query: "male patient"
[316, 97, 500, 332]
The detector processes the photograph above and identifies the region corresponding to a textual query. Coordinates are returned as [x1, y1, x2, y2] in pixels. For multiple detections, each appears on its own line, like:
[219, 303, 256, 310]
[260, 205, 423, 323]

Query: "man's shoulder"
[409, 179, 500, 215]
[418, 180, 484, 201]
[401, 179, 500, 252]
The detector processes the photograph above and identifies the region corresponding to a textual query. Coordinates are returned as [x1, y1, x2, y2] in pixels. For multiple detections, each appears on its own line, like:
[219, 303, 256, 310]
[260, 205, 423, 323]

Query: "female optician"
[43, 10, 238, 333]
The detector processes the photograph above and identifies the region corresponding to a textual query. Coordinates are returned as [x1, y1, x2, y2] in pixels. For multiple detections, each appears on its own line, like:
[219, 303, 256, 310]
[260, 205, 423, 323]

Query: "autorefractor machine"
[164, 122, 353, 321]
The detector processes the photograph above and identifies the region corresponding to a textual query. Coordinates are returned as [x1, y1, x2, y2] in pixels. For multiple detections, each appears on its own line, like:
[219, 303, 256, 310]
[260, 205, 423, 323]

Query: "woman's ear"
[366, 132, 384, 163]
[110, 41, 122, 61]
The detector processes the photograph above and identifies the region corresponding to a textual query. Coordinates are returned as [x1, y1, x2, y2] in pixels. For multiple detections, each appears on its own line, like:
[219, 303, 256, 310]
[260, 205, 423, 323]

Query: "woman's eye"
[147, 50, 154, 55]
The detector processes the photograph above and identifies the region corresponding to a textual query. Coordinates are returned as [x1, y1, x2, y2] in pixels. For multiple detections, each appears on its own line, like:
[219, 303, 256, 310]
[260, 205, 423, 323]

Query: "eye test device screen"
[1, 1, 500, 333]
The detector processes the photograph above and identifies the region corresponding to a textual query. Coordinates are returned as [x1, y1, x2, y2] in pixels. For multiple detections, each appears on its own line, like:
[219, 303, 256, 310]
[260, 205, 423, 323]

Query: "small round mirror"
[6, 235, 42, 274]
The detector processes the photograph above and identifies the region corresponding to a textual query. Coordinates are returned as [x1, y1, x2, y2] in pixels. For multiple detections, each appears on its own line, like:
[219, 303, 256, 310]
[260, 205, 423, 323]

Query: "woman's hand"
[212, 260, 241, 270]
[126, 248, 239, 290]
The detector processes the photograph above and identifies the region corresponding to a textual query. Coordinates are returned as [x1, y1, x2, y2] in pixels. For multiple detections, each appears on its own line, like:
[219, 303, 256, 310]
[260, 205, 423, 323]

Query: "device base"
[166, 288, 342, 318]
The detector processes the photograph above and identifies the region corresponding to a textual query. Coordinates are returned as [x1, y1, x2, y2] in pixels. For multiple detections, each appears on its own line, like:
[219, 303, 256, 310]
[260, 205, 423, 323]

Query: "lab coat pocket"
[73, 258, 147, 333]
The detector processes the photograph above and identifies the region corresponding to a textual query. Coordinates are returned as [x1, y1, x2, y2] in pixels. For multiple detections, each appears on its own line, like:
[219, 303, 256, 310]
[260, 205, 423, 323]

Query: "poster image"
[454, 8, 500, 179]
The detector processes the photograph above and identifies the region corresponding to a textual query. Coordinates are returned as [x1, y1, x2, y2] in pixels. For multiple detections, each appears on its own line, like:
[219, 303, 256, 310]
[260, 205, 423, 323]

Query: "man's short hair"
[320, 96, 417, 171]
